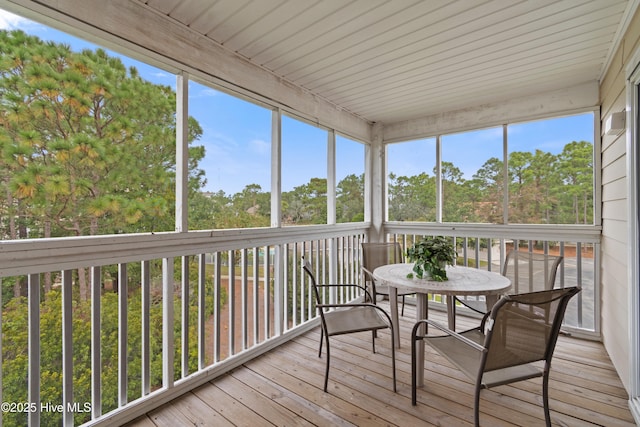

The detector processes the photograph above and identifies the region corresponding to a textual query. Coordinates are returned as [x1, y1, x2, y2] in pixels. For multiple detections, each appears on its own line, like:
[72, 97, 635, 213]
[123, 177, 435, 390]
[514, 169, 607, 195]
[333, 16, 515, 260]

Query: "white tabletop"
[372, 263, 511, 296]
[373, 263, 511, 388]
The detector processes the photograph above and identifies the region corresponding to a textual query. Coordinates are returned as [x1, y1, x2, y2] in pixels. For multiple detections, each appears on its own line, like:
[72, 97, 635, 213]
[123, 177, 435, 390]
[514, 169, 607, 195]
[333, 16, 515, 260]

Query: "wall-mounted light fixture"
[604, 111, 626, 135]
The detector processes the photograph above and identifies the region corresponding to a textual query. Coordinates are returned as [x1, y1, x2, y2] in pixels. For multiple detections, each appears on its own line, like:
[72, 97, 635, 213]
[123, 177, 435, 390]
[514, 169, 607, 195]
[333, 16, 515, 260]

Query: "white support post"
[364, 142, 372, 224]
[273, 244, 284, 336]
[175, 72, 189, 232]
[28, 273, 40, 427]
[162, 258, 174, 388]
[292, 243, 299, 325]
[241, 249, 248, 350]
[271, 108, 282, 228]
[436, 135, 442, 223]
[197, 254, 206, 370]
[282, 244, 290, 330]
[214, 253, 222, 363]
[327, 130, 338, 303]
[305, 242, 312, 319]
[329, 237, 338, 305]
[118, 263, 128, 406]
[91, 267, 102, 418]
[141, 261, 151, 395]
[268, 107, 280, 338]
[328, 129, 336, 225]
[503, 124, 509, 224]
[228, 250, 236, 355]
[181, 256, 189, 378]
[370, 123, 385, 242]
[62, 270, 73, 426]
[253, 248, 260, 345]
[265, 246, 272, 339]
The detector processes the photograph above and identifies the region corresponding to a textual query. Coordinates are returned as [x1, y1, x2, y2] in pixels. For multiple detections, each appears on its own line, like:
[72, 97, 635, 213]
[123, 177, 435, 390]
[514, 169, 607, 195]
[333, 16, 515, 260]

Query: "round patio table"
[373, 263, 511, 387]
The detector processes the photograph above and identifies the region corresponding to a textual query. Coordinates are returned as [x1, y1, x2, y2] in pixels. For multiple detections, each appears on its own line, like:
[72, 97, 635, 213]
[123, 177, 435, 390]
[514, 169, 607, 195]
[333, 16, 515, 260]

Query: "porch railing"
[385, 222, 601, 337]
[0, 221, 600, 426]
[0, 224, 367, 426]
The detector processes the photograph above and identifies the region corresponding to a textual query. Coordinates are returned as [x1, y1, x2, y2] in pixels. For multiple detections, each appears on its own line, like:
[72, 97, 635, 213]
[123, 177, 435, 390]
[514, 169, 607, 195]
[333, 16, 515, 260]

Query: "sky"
[1, 8, 594, 191]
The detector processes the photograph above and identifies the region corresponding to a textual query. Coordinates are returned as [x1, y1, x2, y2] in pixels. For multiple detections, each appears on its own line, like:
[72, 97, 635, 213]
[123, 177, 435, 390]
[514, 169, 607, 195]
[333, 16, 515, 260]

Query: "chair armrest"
[412, 319, 485, 352]
[361, 266, 374, 281]
[361, 266, 414, 298]
[315, 283, 374, 302]
[316, 283, 367, 292]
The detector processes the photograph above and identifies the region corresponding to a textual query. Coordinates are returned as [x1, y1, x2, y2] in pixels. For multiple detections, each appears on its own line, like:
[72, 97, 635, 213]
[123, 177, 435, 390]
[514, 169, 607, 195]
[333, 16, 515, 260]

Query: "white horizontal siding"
[599, 19, 633, 388]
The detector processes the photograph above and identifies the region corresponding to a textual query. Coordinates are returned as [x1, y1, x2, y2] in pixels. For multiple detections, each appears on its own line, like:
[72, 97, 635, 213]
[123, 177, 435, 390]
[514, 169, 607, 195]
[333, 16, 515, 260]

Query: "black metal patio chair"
[302, 256, 397, 393]
[455, 249, 563, 314]
[412, 286, 581, 427]
[361, 241, 416, 316]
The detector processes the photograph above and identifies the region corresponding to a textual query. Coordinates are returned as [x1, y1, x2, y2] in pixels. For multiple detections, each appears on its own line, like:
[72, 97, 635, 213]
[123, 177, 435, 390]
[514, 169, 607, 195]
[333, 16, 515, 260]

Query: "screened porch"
[1, 1, 640, 426]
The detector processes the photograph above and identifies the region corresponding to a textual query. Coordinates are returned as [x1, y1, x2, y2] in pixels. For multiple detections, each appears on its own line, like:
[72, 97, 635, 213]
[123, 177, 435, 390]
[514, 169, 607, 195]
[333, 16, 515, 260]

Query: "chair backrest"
[502, 250, 563, 294]
[301, 257, 323, 307]
[361, 242, 404, 272]
[482, 287, 580, 372]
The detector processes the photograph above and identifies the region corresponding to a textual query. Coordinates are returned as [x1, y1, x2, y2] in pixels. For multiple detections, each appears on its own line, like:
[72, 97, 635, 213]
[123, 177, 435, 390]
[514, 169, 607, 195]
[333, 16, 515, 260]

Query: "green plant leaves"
[406, 236, 456, 281]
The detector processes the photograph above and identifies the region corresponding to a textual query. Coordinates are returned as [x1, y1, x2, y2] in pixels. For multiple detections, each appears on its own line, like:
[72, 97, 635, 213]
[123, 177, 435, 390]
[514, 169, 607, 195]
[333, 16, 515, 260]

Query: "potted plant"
[406, 236, 457, 281]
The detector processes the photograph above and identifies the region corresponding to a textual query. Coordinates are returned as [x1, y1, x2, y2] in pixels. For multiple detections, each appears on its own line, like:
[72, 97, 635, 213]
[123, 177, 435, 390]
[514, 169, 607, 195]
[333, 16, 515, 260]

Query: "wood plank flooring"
[127, 304, 636, 426]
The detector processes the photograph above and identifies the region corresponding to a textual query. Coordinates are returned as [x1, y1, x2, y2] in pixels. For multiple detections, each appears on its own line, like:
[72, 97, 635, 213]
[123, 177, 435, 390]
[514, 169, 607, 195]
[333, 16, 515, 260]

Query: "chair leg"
[401, 295, 406, 316]
[411, 333, 417, 405]
[318, 329, 324, 357]
[371, 330, 376, 353]
[543, 369, 552, 427]
[323, 338, 331, 392]
[474, 385, 481, 427]
[373, 287, 379, 338]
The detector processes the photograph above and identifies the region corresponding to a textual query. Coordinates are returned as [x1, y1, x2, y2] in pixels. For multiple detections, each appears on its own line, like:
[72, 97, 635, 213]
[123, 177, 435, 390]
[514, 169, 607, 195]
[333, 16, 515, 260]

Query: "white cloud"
[0, 9, 28, 30]
[209, 132, 237, 149]
[188, 84, 220, 98]
[249, 139, 269, 154]
[150, 71, 171, 80]
[201, 88, 219, 97]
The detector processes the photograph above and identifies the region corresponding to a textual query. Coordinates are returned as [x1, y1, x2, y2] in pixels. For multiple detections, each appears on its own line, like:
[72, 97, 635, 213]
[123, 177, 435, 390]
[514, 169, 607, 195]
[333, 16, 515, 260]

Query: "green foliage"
[282, 178, 328, 224]
[388, 172, 436, 221]
[0, 29, 205, 241]
[388, 142, 593, 225]
[336, 174, 364, 223]
[191, 174, 366, 229]
[1, 260, 226, 426]
[406, 236, 457, 281]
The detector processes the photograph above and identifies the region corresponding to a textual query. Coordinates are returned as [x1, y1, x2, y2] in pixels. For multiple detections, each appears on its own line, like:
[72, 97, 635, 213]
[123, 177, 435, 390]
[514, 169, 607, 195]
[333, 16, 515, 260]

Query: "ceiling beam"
[383, 81, 599, 143]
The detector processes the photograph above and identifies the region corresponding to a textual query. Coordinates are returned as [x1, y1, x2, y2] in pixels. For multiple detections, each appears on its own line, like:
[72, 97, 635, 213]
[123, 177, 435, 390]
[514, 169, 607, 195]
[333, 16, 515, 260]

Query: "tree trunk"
[13, 278, 24, 298]
[78, 267, 88, 301]
[6, 186, 16, 239]
[6, 189, 23, 298]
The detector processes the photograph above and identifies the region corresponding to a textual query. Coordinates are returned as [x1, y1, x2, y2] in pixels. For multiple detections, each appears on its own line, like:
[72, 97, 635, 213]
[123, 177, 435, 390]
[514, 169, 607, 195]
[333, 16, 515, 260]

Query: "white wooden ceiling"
[142, 0, 632, 124]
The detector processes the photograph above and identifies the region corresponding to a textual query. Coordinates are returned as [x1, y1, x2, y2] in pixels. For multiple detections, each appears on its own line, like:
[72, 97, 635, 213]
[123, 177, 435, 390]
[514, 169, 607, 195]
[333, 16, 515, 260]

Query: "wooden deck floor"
[127, 304, 635, 426]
